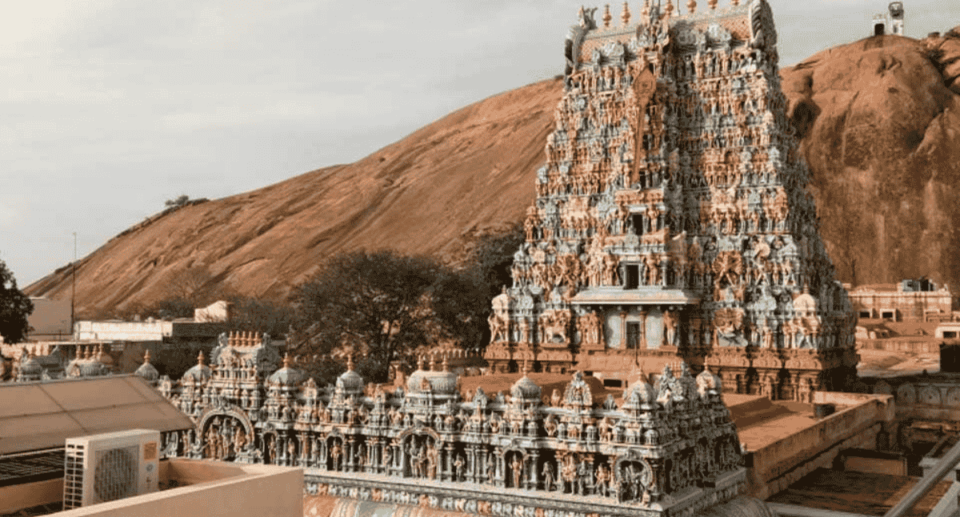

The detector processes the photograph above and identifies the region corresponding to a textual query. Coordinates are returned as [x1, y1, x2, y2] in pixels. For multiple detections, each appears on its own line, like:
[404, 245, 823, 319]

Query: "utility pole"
[71, 232, 77, 338]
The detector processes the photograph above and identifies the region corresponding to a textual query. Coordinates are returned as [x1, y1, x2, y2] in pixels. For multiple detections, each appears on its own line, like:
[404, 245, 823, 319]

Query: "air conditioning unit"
[63, 429, 161, 510]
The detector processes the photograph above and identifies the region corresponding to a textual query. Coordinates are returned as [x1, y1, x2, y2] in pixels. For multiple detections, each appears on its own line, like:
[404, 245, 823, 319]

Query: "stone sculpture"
[484, 0, 858, 401]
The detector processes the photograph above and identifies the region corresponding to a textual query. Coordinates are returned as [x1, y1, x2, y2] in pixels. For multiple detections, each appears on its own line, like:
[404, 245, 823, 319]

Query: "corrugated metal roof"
[0, 375, 193, 455]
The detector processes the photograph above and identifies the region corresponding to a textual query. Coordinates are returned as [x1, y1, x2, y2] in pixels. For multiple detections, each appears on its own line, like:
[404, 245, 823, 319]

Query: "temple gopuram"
[484, 0, 858, 400]
[151, 331, 757, 517]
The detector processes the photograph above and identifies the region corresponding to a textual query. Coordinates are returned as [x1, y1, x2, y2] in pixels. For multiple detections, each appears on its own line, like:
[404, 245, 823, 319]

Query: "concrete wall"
[1, 459, 301, 517]
[0, 478, 62, 514]
[744, 392, 895, 500]
[75, 321, 173, 341]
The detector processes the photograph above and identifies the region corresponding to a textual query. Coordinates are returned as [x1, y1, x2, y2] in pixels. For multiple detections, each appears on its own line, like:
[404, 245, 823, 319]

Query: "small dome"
[135, 351, 159, 382]
[183, 351, 212, 383]
[95, 345, 114, 366]
[511, 376, 542, 401]
[407, 356, 458, 395]
[794, 286, 818, 314]
[268, 353, 305, 387]
[336, 355, 364, 394]
[511, 361, 541, 401]
[627, 378, 657, 405]
[696, 366, 723, 394]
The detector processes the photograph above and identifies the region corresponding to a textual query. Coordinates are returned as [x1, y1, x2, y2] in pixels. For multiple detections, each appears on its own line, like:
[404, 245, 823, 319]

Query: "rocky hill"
[26, 30, 960, 316]
[782, 30, 960, 291]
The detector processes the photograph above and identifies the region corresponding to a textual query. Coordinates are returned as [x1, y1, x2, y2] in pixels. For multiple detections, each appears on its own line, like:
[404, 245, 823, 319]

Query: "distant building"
[873, 1, 905, 36]
[849, 279, 952, 322]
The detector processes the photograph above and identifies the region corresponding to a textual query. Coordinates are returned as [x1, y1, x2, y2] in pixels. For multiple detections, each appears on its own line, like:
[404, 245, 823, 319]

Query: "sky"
[2, 0, 957, 286]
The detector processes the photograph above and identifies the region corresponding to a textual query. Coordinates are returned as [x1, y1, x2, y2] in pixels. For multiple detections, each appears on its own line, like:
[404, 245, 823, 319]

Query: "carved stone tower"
[484, 0, 858, 401]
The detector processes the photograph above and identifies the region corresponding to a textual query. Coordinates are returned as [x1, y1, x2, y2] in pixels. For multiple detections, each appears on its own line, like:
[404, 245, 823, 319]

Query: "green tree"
[290, 250, 481, 383]
[0, 259, 34, 344]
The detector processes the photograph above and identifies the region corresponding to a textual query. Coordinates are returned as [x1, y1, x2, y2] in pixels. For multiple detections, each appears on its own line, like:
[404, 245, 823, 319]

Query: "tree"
[164, 194, 191, 209]
[224, 295, 294, 339]
[0, 259, 34, 344]
[290, 250, 481, 383]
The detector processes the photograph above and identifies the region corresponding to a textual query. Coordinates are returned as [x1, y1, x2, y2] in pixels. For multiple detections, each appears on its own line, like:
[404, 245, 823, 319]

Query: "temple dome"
[510, 361, 541, 401]
[335, 355, 364, 394]
[268, 353, 305, 387]
[182, 351, 212, 383]
[624, 366, 656, 407]
[407, 356, 458, 396]
[78, 358, 107, 377]
[134, 351, 159, 382]
[696, 366, 723, 394]
[626, 377, 657, 405]
[511, 375, 541, 401]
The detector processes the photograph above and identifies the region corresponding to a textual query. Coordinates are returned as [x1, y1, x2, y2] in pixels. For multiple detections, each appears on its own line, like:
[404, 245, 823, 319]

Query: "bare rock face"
[27, 32, 960, 316]
[782, 34, 960, 292]
[933, 27, 960, 94]
[26, 79, 559, 317]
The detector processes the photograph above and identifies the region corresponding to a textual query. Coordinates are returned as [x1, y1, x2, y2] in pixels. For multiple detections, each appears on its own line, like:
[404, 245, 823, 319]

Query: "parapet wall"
[745, 392, 894, 499]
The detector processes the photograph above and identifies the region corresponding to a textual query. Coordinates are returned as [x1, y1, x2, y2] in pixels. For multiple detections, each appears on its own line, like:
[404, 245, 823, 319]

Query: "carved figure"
[511, 456, 523, 488]
[663, 310, 678, 346]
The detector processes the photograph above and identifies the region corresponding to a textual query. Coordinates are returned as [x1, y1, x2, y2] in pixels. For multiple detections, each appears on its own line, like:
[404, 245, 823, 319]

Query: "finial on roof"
[346, 353, 355, 372]
[642, 0, 650, 18]
[621, 2, 630, 25]
[603, 4, 612, 27]
[664, 0, 675, 18]
[442, 355, 450, 372]
[731, 0, 739, 5]
[522, 359, 531, 376]
[708, 0, 718, 9]
[197, 351, 205, 366]
[282, 352, 291, 369]
[417, 355, 424, 371]
[687, 0, 696, 13]
[429, 354, 436, 372]
[143, 350, 151, 364]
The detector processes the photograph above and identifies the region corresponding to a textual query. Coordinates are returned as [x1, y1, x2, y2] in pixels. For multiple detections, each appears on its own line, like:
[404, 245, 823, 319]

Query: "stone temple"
[484, 0, 858, 401]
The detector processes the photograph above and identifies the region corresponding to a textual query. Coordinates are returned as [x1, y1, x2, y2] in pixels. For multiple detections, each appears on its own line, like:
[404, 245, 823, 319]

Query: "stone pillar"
[467, 445, 476, 483]
[445, 444, 455, 481]
[299, 433, 308, 467]
[529, 451, 540, 490]
[585, 454, 596, 495]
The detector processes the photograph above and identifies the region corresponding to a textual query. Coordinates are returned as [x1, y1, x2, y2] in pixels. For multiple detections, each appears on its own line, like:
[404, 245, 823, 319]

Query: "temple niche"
[485, 0, 858, 401]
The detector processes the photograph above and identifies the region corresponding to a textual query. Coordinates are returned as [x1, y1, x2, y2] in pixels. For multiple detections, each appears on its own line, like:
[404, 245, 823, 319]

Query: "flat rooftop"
[767, 468, 953, 517]
[724, 394, 819, 450]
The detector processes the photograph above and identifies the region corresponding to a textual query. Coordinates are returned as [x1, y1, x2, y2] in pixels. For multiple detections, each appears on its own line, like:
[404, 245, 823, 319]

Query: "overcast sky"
[2, 0, 956, 286]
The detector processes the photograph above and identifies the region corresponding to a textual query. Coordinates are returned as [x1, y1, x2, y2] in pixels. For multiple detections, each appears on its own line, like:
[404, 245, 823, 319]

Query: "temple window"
[626, 322, 641, 349]
[625, 265, 640, 290]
